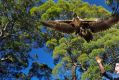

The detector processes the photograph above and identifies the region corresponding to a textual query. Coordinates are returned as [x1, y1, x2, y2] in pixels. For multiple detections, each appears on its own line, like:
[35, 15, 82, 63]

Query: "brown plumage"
[41, 16, 119, 42]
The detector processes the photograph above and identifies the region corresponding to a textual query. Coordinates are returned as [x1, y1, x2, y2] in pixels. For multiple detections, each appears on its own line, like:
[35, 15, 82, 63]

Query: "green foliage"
[51, 25, 119, 79]
[30, 0, 55, 19]
[105, 0, 119, 14]
[42, 6, 63, 20]
[81, 65, 101, 80]
[30, 7, 39, 15]
[106, 0, 113, 6]
[81, 27, 119, 79]
[89, 48, 105, 58]
[1, 0, 119, 79]
[46, 38, 58, 49]
[78, 53, 89, 64]
[30, 0, 119, 79]
[31, 0, 110, 20]
[52, 62, 63, 75]
[0, 0, 46, 79]
[53, 43, 67, 58]
[28, 62, 52, 79]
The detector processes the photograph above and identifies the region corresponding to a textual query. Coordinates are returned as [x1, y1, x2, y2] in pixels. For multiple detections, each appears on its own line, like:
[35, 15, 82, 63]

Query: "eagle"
[41, 15, 119, 42]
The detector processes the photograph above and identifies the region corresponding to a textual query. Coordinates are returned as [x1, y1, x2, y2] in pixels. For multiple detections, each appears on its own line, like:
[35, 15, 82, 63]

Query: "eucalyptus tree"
[30, 0, 119, 80]
[27, 62, 52, 80]
[0, 0, 46, 79]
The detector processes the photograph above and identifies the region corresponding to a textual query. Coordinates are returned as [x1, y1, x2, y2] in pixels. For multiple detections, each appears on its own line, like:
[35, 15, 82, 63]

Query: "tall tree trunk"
[71, 64, 77, 80]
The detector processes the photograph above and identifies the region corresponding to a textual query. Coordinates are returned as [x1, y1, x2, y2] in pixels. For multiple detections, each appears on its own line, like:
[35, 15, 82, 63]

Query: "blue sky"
[30, 47, 54, 68]
[25, 0, 111, 80]
[85, 0, 111, 11]
[22, 47, 54, 80]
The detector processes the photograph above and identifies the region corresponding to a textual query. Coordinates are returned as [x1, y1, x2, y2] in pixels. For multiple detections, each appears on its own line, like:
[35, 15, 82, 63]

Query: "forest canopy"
[0, 0, 119, 80]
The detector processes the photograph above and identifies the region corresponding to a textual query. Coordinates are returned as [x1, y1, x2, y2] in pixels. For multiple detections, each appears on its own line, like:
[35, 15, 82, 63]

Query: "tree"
[0, 0, 119, 80]
[106, 0, 119, 15]
[81, 28, 119, 80]
[50, 26, 119, 80]
[27, 62, 52, 80]
[52, 37, 85, 80]
[32, 0, 119, 80]
[0, 0, 46, 79]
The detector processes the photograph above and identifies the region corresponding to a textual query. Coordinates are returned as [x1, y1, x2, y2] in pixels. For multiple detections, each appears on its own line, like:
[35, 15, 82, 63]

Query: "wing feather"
[90, 16, 119, 33]
[54, 20, 72, 23]
[41, 21, 75, 33]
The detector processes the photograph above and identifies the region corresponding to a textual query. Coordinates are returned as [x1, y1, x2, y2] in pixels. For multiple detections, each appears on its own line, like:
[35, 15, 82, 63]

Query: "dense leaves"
[27, 62, 52, 80]
[0, 0, 119, 80]
[106, 0, 119, 14]
[0, 0, 45, 79]
[32, 0, 119, 80]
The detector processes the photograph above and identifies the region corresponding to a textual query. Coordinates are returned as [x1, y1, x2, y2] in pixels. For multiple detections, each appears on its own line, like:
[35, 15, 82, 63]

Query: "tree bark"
[71, 64, 77, 80]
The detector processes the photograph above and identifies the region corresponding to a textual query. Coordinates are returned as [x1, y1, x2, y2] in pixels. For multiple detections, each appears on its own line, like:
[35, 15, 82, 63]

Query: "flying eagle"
[41, 15, 119, 42]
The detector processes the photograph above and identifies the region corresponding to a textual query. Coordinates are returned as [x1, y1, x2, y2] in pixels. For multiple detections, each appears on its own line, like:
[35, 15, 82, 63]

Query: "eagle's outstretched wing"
[54, 20, 73, 23]
[40, 17, 84, 33]
[89, 16, 119, 33]
[41, 20, 75, 33]
[41, 16, 119, 42]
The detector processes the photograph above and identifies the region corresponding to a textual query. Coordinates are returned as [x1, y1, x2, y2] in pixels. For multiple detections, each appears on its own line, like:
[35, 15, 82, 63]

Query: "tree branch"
[0, 29, 3, 37]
